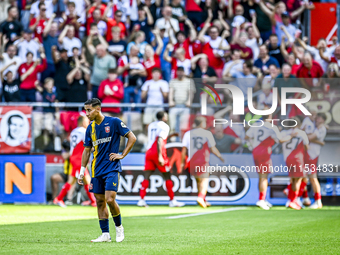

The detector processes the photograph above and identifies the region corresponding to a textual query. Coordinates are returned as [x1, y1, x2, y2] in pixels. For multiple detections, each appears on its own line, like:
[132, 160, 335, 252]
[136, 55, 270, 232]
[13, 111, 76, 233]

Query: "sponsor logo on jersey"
[93, 137, 111, 146]
[121, 122, 127, 128]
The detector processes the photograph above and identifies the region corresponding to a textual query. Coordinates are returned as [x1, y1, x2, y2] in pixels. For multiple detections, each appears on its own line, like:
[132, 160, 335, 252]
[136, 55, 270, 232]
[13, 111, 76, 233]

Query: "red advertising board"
[310, 3, 337, 46]
[0, 106, 32, 153]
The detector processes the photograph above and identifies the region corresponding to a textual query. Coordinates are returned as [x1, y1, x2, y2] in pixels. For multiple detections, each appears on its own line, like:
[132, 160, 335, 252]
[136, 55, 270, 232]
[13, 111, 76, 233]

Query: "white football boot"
[256, 200, 270, 210]
[91, 233, 111, 242]
[265, 201, 273, 208]
[137, 199, 148, 207]
[309, 200, 323, 209]
[169, 199, 185, 207]
[116, 225, 124, 242]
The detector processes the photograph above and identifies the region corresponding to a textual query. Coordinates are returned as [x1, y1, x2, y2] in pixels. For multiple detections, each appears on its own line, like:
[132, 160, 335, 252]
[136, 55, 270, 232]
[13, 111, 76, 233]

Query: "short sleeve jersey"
[84, 116, 130, 176]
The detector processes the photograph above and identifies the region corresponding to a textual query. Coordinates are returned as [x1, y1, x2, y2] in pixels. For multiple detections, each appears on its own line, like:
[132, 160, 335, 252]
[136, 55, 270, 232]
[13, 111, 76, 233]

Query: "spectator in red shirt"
[143, 30, 163, 80]
[18, 50, 47, 102]
[98, 68, 124, 116]
[163, 44, 192, 79]
[59, 2, 81, 38]
[104, 7, 126, 41]
[173, 19, 201, 59]
[296, 52, 324, 89]
[29, 2, 48, 43]
[230, 26, 253, 61]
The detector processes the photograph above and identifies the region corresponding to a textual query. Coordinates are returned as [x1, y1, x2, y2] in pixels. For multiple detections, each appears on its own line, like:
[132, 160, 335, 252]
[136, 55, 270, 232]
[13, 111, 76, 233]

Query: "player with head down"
[78, 98, 137, 242]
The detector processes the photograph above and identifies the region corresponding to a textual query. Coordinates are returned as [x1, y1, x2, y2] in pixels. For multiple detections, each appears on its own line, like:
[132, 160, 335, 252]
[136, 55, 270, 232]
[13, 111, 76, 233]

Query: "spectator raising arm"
[144, 6, 154, 26]
[153, 29, 164, 56]
[0, 61, 16, 82]
[198, 9, 213, 44]
[280, 35, 290, 61]
[43, 13, 56, 38]
[86, 32, 97, 56]
[185, 19, 197, 42]
[20, 60, 39, 81]
[191, 53, 207, 70]
[218, 11, 230, 31]
[58, 25, 69, 44]
[163, 43, 173, 63]
[219, 31, 230, 51]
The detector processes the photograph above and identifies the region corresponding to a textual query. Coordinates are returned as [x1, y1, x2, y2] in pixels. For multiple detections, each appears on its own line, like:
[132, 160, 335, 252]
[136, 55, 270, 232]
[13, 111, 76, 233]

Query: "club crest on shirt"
[105, 126, 110, 133]
[121, 122, 127, 128]
[89, 183, 93, 190]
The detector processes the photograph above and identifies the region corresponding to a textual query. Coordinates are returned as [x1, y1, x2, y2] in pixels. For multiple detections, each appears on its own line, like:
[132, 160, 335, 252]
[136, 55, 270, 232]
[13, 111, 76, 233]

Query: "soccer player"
[245, 115, 281, 210]
[53, 116, 96, 207]
[280, 118, 309, 210]
[78, 98, 137, 243]
[181, 116, 224, 208]
[305, 113, 327, 209]
[137, 111, 185, 207]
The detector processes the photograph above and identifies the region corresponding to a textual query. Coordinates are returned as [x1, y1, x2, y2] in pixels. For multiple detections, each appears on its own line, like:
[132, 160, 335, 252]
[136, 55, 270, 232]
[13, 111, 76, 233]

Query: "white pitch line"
[165, 207, 247, 219]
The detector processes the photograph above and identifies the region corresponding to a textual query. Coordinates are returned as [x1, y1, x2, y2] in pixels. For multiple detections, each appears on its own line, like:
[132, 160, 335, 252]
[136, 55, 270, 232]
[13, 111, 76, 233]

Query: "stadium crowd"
[0, 0, 339, 152]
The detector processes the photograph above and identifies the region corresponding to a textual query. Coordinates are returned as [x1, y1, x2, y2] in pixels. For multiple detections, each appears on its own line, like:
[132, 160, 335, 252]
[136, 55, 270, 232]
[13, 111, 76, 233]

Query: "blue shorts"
[89, 171, 120, 194]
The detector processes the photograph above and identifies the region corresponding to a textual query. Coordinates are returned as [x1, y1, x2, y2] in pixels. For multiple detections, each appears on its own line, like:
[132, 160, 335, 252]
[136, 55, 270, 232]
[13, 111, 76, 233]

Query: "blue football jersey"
[84, 116, 131, 177]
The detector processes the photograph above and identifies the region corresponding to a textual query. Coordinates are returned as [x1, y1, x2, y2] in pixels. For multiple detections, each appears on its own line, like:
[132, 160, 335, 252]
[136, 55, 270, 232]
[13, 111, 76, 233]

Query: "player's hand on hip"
[158, 156, 165, 166]
[78, 174, 84, 185]
[109, 153, 124, 161]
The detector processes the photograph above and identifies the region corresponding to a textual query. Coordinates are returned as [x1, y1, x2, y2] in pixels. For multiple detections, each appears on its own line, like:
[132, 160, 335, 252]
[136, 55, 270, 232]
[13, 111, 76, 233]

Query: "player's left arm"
[210, 146, 225, 163]
[157, 137, 165, 166]
[109, 131, 137, 161]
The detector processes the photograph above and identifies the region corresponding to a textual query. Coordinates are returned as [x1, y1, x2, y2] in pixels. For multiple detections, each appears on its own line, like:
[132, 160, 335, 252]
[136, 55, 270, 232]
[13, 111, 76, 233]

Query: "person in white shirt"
[0, 42, 22, 79]
[297, 37, 332, 72]
[14, 29, 41, 61]
[141, 68, 169, 126]
[245, 21, 262, 60]
[222, 49, 244, 78]
[66, 0, 87, 24]
[58, 25, 82, 57]
[257, 81, 273, 110]
[29, 0, 54, 19]
[155, 6, 179, 40]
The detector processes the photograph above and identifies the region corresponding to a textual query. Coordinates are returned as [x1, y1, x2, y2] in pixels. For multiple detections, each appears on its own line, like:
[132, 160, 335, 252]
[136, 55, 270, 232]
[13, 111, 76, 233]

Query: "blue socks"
[112, 214, 122, 227]
[99, 219, 109, 233]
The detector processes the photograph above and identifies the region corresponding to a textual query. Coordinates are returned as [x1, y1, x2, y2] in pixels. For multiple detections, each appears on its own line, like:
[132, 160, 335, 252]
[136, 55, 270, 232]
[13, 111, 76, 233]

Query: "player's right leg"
[161, 172, 185, 207]
[53, 175, 76, 207]
[309, 173, 323, 209]
[196, 177, 209, 208]
[256, 173, 270, 210]
[286, 177, 302, 210]
[91, 177, 111, 242]
[138, 156, 156, 207]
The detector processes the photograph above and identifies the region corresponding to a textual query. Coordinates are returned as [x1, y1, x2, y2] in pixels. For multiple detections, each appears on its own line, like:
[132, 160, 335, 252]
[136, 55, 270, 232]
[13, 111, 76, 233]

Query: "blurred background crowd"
[0, 0, 339, 153]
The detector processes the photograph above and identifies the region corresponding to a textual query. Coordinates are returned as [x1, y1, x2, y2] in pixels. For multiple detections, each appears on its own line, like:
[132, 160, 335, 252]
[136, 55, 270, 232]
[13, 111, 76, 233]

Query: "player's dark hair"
[284, 117, 301, 129]
[262, 115, 271, 121]
[84, 98, 101, 107]
[194, 116, 206, 128]
[8, 114, 23, 139]
[156, 111, 166, 120]
[90, 22, 97, 28]
[269, 33, 278, 39]
[26, 51, 33, 57]
[317, 112, 327, 121]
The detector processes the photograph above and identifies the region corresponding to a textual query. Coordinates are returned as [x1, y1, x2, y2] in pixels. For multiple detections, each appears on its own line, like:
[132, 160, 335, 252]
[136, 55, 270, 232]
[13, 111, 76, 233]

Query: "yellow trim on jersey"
[91, 121, 98, 178]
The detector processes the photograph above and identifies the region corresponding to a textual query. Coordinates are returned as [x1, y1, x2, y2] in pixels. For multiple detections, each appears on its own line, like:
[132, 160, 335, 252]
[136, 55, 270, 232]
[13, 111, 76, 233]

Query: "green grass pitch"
[0, 205, 339, 255]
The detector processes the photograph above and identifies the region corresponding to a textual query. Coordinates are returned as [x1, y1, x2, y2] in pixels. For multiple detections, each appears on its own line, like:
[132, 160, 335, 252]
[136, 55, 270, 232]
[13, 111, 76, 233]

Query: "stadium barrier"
[0, 155, 46, 203]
